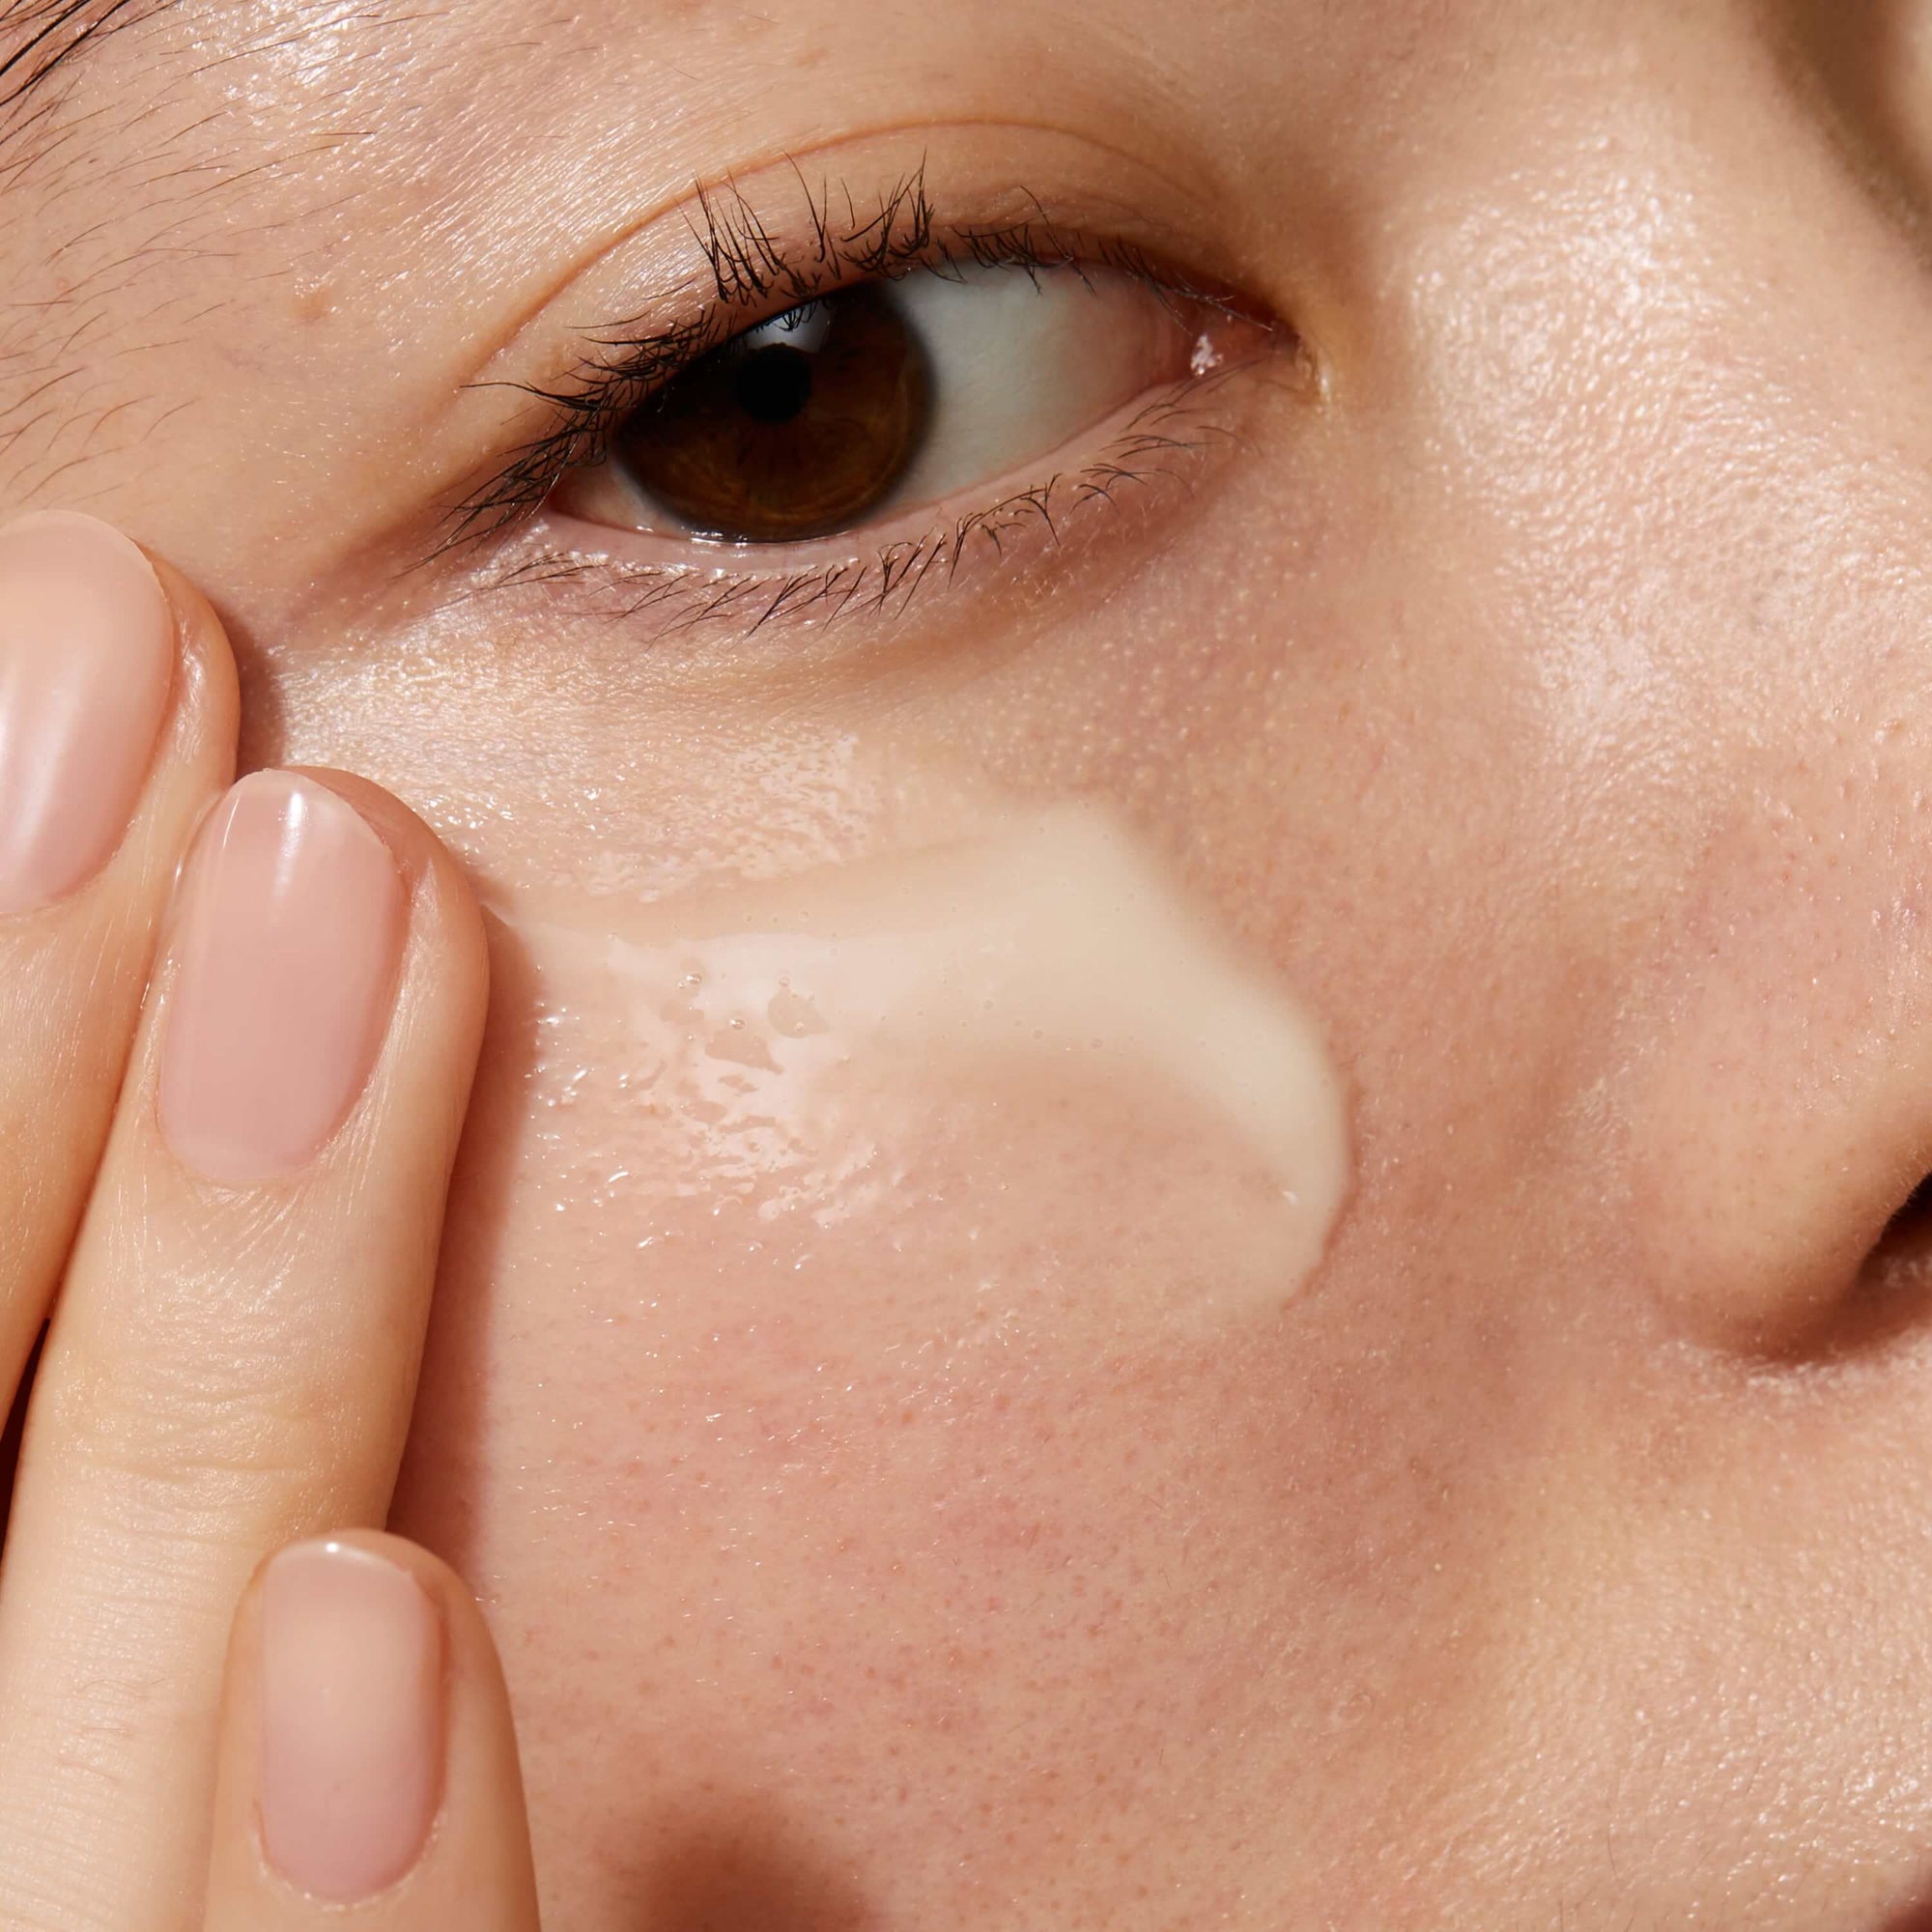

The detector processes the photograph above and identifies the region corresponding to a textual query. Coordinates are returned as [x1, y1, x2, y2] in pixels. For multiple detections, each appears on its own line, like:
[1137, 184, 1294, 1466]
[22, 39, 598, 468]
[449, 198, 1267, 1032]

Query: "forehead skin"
[14, 3, 1932, 1929]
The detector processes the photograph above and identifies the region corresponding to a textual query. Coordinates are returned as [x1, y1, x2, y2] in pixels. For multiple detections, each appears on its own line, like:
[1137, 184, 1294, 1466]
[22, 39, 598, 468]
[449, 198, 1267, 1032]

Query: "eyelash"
[444, 166, 1263, 552]
[463, 375, 1249, 640]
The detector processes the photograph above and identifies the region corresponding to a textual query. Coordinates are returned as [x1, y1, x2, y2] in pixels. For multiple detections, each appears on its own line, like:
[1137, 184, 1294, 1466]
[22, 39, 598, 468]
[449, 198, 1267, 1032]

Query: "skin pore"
[11, 0, 1932, 1925]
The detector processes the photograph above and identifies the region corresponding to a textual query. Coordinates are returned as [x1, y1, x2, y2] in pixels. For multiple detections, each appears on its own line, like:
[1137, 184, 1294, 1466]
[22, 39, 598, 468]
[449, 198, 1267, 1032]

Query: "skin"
[7, 0, 1932, 1925]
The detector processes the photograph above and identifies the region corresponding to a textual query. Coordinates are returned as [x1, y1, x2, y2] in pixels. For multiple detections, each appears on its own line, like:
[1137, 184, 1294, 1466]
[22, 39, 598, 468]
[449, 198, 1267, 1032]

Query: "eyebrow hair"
[0, 0, 176, 121]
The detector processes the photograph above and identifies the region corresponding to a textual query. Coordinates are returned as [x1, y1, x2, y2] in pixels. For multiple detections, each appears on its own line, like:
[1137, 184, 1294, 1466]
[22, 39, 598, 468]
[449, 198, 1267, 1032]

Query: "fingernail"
[159, 772, 406, 1183]
[259, 1542, 443, 1902]
[0, 511, 174, 917]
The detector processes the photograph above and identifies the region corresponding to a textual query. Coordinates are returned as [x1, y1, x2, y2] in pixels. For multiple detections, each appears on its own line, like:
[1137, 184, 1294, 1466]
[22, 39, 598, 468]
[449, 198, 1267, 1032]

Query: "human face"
[10, 0, 1932, 1924]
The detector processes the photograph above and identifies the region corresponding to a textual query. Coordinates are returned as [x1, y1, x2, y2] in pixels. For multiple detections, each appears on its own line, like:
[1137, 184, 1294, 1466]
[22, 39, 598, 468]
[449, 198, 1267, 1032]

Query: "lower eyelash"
[455, 377, 1252, 645]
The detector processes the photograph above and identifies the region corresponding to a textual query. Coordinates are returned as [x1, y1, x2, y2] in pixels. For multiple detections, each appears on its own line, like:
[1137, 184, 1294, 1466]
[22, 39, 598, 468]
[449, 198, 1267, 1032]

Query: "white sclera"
[871, 263, 1181, 518]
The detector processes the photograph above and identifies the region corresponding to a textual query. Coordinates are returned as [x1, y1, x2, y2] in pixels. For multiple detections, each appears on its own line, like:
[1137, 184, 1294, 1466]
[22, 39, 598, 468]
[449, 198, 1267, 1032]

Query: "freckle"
[294, 280, 335, 325]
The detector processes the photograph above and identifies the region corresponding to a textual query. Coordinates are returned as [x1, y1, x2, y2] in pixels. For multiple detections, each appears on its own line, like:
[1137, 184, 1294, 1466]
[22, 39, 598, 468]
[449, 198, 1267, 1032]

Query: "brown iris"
[611, 285, 933, 543]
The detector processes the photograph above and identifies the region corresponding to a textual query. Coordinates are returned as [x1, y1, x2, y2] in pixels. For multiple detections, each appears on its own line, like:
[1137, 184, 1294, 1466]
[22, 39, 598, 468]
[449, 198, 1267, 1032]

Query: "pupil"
[734, 345, 813, 425]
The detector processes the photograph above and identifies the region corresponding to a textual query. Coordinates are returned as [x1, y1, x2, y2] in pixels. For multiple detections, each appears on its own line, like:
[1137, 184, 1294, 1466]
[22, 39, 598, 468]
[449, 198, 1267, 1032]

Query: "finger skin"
[0, 770, 488, 1932]
[203, 1532, 541, 1932]
[0, 547, 237, 1412]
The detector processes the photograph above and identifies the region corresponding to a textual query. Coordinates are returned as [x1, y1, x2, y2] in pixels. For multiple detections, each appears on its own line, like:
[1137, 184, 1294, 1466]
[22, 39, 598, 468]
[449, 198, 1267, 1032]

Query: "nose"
[1322, 1, 1932, 1352]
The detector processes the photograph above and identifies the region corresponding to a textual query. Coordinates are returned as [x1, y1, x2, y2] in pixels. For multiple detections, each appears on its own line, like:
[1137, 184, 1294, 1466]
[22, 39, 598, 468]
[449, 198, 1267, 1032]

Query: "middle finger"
[0, 768, 487, 1932]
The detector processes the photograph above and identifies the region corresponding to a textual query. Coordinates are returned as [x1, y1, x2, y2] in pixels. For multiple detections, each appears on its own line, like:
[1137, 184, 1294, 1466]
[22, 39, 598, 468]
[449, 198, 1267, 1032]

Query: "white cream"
[488, 807, 1349, 1329]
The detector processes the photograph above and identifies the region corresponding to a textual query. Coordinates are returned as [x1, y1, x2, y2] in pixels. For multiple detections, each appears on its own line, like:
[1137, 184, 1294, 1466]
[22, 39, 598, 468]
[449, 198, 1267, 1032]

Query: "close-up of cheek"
[218, 290, 1686, 1919]
[372, 684, 1365, 1917]
[133, 97, 1932, 1911]
[202, 277, 1571, 1913]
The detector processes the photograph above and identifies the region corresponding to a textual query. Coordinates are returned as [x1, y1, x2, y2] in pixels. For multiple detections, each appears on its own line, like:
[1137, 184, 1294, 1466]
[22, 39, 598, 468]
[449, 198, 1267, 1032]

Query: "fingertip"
[153, 764, 489, 1185]
[209, 1531, 540, 1927]
[256, 1537, 446, 1903]
[0, 517, 235, 920]
[261, 1528, 490, 1648]
[283, 767, 490, 1018]
[284, 1531, 520, 1728]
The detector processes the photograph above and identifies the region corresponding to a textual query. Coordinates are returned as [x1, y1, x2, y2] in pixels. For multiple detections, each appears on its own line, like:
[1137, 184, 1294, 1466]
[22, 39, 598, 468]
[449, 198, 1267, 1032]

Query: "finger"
[0, 769, 488, 1932]
[0, 512, 237, 1406]
[204, 1533, 540, 1931]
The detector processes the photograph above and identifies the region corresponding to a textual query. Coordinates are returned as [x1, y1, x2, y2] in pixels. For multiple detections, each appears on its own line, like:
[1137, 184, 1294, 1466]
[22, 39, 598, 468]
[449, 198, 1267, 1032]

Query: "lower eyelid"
[469, 350, 1282, 657]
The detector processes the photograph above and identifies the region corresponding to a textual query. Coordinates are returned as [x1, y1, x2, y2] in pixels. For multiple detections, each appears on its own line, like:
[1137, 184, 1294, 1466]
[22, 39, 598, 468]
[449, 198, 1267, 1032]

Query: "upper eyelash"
[438, 162, 1248, 555]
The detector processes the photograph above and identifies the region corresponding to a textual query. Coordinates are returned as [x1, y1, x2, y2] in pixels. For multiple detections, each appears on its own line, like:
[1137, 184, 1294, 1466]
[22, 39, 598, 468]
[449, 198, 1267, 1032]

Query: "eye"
[548, 261, 1246, 550]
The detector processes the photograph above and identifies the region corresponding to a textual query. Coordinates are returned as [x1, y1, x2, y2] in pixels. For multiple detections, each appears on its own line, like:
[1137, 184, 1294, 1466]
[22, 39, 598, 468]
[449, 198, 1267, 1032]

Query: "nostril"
[1886, 1167, 1932, 1229]
[1843, 1169, 1932, 1348]
[1870, 1170, 1932, 1270]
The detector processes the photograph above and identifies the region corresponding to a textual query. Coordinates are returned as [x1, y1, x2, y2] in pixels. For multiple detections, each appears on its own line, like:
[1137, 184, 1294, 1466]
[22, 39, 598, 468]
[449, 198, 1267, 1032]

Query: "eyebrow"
[0, 0, 177, 121]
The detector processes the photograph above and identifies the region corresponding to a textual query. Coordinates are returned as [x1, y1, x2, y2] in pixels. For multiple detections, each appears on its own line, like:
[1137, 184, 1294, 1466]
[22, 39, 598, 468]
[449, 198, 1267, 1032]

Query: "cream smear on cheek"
[485, 807, 1348, 1336]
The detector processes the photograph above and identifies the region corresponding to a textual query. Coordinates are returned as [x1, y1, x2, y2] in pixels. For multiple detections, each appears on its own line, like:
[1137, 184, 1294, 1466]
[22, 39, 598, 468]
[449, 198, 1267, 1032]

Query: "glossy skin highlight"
[9, 1, 1932, 1926]
[486, 805, 1346, 1338]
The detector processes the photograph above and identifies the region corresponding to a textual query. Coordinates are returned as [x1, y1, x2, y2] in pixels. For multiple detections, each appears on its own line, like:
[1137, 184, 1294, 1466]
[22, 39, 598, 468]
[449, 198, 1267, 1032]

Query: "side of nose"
[1312, 0, 1932, 1352]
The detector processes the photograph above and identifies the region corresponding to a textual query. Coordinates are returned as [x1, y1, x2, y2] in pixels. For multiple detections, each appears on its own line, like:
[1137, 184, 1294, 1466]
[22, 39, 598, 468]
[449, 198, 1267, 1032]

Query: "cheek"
[389, 792, 1361, 1906]
[250, 413, 1884, 1918]
[264, 463, 1578, 1916]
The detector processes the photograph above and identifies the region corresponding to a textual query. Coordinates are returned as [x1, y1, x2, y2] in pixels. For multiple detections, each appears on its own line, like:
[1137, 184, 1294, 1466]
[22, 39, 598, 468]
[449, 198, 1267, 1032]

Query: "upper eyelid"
[434, 168, 1281, 559]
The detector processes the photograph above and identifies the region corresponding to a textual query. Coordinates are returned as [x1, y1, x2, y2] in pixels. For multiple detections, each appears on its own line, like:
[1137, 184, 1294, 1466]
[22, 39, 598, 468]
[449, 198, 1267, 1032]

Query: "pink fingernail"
[0, 511, 174, 917]
[259, 1542, 443, 1902]
[158, 772, 406, 1183]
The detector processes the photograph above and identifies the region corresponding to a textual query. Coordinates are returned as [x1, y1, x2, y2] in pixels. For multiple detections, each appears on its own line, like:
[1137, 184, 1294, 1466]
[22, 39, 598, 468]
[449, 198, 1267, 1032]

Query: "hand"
[0, 511, 539, 1927]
